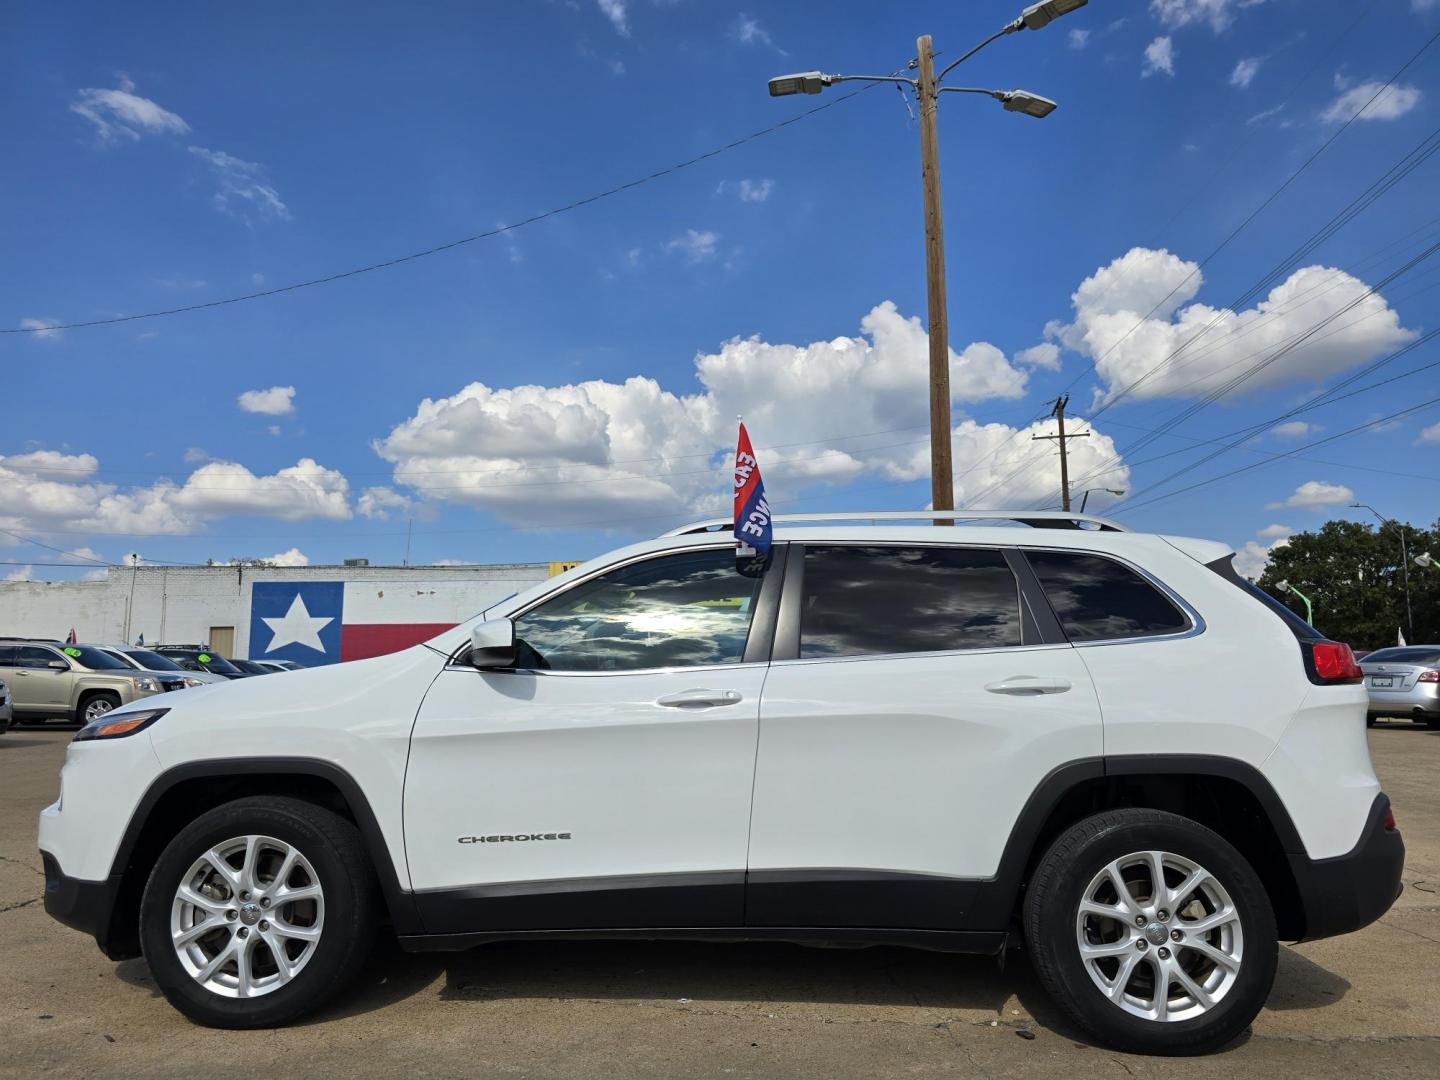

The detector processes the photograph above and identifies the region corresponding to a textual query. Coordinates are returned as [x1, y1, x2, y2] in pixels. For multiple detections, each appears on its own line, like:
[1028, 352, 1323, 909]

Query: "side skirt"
[397, 925, 1009, 955]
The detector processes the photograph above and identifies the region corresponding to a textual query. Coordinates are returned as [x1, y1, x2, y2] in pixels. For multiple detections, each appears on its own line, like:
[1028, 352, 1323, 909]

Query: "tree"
[1255, 518, 1439, 650]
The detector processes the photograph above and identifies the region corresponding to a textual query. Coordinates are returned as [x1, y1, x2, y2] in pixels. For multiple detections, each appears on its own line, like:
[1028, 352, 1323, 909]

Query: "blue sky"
[3, 0, 1438, 581]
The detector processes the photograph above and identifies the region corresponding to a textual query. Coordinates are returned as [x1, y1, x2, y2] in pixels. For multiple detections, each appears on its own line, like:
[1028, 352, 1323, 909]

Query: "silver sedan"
[1360, 645, 1440, 728]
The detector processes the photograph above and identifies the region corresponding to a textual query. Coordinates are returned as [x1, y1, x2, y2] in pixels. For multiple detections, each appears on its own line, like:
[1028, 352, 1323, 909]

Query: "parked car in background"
[0, 675, 11, 734]
[153, 646, 251, 680]
[1359, 645, 1440, 727]
[0, 641, 185, 724]
[229, 659, 278, 676]
[99, 646, 229, 687]
[251, 660, 300, 673]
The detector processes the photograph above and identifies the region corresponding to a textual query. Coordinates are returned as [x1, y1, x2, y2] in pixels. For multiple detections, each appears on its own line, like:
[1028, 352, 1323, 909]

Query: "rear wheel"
[140, 796, 377, 1028]
[1024, 808, 1277, 1055]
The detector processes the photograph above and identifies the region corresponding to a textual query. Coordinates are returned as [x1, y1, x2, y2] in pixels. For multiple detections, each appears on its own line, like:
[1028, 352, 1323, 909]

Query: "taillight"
[1306, 641, 1363, 684]
[1419, 670, 1439, 684]
[1383, 807, 1398, 832]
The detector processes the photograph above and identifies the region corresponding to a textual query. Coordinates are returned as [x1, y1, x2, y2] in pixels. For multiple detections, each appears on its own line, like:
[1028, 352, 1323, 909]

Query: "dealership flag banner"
[733, 421, 773, 558]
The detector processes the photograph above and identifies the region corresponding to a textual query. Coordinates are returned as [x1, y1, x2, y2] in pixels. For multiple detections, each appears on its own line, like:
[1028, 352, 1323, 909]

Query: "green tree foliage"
[1255, 518, 1439, 650]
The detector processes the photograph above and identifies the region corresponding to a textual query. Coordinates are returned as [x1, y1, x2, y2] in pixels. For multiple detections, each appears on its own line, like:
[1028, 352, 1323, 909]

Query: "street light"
[768, 1, 1085, 516]
[1350, 502, 1414, 643]
[1417, 551, 1434, 569]
[1275, 580, 1314, 626]
[1078, 487, 1125, 513]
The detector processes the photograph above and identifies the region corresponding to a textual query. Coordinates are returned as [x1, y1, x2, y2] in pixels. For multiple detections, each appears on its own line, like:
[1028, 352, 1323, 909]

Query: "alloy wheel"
[170, 834, 325, 998]
[83, 697, 115, 722]
[1074, 850, 1244, 1022]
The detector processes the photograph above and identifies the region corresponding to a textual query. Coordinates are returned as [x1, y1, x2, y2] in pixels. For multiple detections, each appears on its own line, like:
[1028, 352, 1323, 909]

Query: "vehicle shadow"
[1263, 946, 1351, 1010]
[305, 936, 1027, 1026]
[0, 736, 66, 749]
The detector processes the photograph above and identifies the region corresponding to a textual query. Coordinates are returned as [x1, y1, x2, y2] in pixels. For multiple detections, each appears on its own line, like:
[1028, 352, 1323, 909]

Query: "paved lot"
[2, 723, 1438, 1079]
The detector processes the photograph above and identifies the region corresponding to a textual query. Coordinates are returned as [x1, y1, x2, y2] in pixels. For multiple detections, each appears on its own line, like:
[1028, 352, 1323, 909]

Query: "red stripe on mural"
[340, 623, 455, 661]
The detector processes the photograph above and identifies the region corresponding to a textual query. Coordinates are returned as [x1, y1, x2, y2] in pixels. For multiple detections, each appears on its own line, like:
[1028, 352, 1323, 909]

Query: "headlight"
[131, 676, 160, 693]
[182, 676, 207, 688]
[74, 707, 168, 742]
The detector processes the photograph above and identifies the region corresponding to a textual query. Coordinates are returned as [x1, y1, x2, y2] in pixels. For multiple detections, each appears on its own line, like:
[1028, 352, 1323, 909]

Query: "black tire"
[1425, 716, 1440, 730]
[77, 691, 121, 725]
[1366, 716, 1376, 728]
[139, 795, 378, 1028]
[1023, 808, 1277, 1056]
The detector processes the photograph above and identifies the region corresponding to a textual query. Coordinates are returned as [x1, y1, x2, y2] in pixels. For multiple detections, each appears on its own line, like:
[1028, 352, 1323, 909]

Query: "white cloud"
[596, 0, 628, 36]
[1016, 343, 1061, 371]
[183, 447, 210, 464]
[20, 318, 62, 340]
[1416, 421, 1440, 445]
[262, 548, 309, 567]
[1232, 536, 1289, 579]
[0, 451, 353, 539]
[1045, 247, 1416, 405]
[70, 76, 189, 141]
[3, 565, 35, 582]
[168, 459, 351, 523]
[1150, 0, 1262, 33]
[732, 14, 786, 54]
[1271, 420, 1319, 439]
[237, 385, 296, 415]
[1321, 79, 1423, 123]
[1143, 36, 1176, 77]
[267, 425, 282, 437]
[357, 486, 415, 520]
[718, 178, 774, 203]
[1230, 56, 1261, 88]
[665, 229, 720, 263]
[370, 301, 1095, 527]
[188, 146, 290, 220]
[1258, 523, 1293, 539]
[1268, 480, 1354, 510]
[1247, 103, 1286, 125]
[1068, 28, 1091, 49]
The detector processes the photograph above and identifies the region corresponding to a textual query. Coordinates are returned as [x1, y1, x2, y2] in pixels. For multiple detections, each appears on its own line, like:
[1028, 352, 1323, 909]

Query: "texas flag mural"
[248, 581, 455, 666]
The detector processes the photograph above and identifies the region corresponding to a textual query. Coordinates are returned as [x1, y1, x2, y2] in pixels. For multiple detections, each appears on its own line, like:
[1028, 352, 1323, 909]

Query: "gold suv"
[0, 641, 184, 725]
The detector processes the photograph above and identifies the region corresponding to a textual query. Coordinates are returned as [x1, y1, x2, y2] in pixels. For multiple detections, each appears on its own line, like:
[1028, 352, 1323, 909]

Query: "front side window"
[512, 547, 764, 672]
[1028, 550, 1190, 642]
[799, 545, 1022, 659]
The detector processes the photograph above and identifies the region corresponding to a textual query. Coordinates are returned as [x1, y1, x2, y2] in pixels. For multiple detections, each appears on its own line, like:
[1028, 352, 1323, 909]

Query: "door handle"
[984, 676, 1072, 696]
[656, 689, 743, 709]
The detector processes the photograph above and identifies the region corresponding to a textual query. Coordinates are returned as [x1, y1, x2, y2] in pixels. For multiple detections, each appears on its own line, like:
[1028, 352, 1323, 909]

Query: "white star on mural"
[261, 593, 334, 653]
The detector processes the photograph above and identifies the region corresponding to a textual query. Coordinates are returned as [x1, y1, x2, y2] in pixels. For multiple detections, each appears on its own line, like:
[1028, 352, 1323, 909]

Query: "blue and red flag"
[733, 421, 773, 557]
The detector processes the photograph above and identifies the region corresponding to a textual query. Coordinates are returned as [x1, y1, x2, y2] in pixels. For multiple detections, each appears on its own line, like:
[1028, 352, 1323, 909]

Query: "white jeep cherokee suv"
[40, 512, 1403, 1055]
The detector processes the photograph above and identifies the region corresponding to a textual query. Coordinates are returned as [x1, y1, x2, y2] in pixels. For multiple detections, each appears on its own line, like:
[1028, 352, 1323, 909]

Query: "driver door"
[404, 543, 784, 934]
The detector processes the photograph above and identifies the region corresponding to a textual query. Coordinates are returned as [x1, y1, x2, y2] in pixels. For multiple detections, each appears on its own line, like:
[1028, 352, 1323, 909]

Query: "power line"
[2, 81, 887, 335]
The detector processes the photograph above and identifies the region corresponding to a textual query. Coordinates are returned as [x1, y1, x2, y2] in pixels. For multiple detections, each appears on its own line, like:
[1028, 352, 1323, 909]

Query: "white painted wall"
[0, 563, 550, 657]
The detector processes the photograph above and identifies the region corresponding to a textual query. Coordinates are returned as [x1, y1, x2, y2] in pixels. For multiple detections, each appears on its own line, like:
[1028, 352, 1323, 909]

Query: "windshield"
[162, 649, 242, 674]
[232, 659, 270, 674]
[1363, 647, 1440, 665]
[124, 648, 185, 671]
[64, 645, 134, 670]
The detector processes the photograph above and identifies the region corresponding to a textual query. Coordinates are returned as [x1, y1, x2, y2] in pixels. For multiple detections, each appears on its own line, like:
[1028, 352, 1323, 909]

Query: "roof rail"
[661, 510, 1131, 537]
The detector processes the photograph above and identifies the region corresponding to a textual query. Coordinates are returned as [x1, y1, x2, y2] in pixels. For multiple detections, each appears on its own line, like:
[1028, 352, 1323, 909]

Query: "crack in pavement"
[0, 896, 40, 914]
[1377, 918, 1440, 946]
[0, 853, 44, 877]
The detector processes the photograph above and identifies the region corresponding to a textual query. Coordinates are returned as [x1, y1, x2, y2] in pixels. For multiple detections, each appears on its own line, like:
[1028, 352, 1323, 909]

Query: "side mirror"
[48, 659, 70, 670]
[469, 619, 517, 669]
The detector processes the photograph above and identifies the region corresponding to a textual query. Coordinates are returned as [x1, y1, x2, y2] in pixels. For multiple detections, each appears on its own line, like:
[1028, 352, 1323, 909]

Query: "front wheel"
[139, 795, 378, 1028]
[1023, 809, 1277, 1055]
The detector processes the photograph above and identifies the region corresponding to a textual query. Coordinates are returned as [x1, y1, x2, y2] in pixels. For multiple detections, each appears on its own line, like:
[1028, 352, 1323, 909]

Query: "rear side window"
[800, 545, 1021, 658]
[1027, 550, 1190, 642]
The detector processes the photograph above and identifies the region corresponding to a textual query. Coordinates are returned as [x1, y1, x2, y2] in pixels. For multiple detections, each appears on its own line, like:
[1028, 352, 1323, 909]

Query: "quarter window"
[1027, 551, 1190, 642]
[799, 545, 1022, 658]
[512, 547, 764, 672]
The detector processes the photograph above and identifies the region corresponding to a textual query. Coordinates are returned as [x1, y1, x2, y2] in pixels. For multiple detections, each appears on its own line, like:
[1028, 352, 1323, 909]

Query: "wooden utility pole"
[1032, 395, 1089, 511]
[915, 35, 953, 514]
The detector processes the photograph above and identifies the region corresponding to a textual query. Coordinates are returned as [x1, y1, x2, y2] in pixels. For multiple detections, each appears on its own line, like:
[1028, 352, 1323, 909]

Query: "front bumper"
[1287, 793, 1404, 942]
[41, 851, 136, 959]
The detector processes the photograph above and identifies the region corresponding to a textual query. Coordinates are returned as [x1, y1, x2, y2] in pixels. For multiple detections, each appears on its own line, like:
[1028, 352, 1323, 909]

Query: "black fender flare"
[112, 757, 421, 934]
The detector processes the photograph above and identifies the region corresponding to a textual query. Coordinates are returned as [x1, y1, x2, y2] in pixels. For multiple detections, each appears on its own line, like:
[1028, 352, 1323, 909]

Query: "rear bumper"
[1287, 793, 1404, 942]
[41, 851, 134, 960]
[1366, 685, 1440, 717]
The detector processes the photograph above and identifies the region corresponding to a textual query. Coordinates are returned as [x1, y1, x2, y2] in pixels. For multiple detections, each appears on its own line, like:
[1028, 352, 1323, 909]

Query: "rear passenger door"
[745, 543, 1103, 930]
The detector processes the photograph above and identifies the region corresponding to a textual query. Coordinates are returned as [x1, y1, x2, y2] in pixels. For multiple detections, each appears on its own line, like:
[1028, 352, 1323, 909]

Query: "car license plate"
[1371, 676, 1394, 688]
